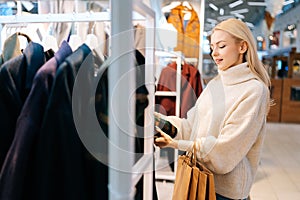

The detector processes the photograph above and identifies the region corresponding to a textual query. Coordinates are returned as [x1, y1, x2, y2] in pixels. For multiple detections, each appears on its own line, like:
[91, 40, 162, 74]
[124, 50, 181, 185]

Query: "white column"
[109, 0, 135, 199]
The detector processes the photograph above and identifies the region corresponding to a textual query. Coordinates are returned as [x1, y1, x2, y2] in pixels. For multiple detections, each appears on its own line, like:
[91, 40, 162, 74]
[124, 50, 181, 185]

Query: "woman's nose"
[211, 48, 218, 56]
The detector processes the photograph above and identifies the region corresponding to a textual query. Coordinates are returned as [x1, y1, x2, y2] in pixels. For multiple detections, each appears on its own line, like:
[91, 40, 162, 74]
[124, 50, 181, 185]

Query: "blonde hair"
[212, 18, 272, 112]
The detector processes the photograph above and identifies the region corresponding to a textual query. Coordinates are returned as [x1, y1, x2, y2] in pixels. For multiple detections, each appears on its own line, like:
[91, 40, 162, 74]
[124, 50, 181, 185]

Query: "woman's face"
[210, 30, 246, 71]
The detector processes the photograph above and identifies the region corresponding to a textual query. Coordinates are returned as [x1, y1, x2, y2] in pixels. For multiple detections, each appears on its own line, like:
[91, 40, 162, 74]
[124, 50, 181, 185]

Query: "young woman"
[154, 18, 271, 200]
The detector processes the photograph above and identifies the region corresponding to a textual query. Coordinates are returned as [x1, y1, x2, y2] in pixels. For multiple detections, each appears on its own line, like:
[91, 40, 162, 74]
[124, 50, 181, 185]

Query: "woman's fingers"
[155, 126, 167, 137]
[154, 126, 171, 148]
[155, 136, 166, 143]
[154, 111, 160, 118]
[154, 139, 167, 148]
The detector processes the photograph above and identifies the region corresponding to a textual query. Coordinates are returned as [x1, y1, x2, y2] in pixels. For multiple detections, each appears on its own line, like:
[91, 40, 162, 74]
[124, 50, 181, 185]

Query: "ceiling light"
[209, 3, 218, 11]
[234, 13, 245, 19]
[245, 22, 254, 28]
[230, 8, 249, 14]
[247, 2, 267, 6]
[283, 0, 294, 6]
[257, 36, 264, 41]
[207, 18, 218, 24]
[229, 0, 244, 8]
[217, 15, 234, 21]
[287, 24, 296, 30]
[219, 8, 224, 15]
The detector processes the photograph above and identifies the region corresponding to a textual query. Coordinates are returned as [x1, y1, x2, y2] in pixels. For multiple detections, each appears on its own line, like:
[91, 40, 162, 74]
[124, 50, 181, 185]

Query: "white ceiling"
[161, 0, 299, 32]
[92, 0, 297, 32]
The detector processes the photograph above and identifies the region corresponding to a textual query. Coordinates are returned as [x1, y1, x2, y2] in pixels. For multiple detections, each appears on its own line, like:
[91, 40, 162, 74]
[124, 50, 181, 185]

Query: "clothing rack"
[0, 12, 145, 24]
[0, 1, 156, 199]
[154, 51, 182, 181]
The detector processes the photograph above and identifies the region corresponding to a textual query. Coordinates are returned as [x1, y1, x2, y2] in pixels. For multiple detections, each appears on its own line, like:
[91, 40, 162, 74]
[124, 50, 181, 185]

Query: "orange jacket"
[167, 4, 200, 58]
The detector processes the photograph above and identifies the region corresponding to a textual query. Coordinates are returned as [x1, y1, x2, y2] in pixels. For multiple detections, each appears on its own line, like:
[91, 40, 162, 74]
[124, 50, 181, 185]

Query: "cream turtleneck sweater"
[165, 62, 269, 199]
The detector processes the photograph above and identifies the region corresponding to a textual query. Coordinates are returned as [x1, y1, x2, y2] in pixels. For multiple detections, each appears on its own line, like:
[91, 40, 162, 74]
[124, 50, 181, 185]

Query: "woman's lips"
[214, 59, 223, 65]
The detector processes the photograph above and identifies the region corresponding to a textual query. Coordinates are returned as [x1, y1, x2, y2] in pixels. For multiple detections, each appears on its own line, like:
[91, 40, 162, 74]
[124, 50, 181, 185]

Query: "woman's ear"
[240, 41, 248, 54]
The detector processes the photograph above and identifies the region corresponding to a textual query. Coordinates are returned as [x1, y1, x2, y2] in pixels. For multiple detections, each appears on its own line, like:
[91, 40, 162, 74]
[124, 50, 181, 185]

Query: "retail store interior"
[0, 0, 300, 200]
[155, 1, 300, 199]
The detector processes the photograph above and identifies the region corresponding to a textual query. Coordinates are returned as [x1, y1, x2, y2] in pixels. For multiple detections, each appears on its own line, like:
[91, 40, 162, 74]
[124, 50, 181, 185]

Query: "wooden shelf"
[281, 78, 300, 123]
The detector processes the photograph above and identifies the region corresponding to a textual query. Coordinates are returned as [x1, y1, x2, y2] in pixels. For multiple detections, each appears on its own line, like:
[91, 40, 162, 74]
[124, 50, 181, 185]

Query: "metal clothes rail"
[0, 0, 156, 199]
[0, 12, 145, 24]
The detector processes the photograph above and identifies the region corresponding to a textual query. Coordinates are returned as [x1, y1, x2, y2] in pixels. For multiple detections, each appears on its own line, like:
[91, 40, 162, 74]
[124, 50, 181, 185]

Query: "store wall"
[252, 3, 300, 52]
[273, 3, 300, 51]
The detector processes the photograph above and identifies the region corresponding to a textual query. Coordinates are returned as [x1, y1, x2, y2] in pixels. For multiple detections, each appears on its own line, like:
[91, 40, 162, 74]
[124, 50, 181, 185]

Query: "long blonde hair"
[212, 18, 272, 112]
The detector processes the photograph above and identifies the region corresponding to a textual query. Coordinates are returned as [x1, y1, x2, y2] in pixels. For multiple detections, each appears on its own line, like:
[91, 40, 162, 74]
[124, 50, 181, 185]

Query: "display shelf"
[155, 91, 177, 96]
[281, 78, 300, 123]
[154, 53, 182, 182]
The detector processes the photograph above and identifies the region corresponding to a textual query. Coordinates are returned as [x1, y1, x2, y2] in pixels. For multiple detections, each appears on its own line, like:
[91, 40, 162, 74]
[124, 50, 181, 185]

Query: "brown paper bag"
[172, 144, 216, 200]
[172, 155, 192, 200]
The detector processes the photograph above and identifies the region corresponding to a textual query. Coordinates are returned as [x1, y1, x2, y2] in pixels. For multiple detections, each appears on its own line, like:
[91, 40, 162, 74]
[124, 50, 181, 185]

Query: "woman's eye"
[219, 45, 225, 49]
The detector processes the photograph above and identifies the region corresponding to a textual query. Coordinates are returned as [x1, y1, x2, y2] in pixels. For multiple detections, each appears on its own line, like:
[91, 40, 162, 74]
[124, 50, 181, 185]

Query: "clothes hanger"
[0, 25, 31, 61]
[85, 22, 98, 50]
[161, 1, 181, 13]
[42, 23, 59, 52]
[183, 11, 191, 20]
[17, 32, 32, 43]
[69, 22, 82, 51]
[176, 1, 191, 22]
[82, 21, 105, 63]
[182, 1, 192, 10]
[16, 31, 32, 51]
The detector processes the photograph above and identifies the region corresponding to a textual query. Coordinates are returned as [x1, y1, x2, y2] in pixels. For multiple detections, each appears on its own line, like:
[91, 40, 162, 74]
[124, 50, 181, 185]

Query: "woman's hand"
[154, 112, 161, 127]
[154, 126, 178, 149]
[154, 111, 161, 119]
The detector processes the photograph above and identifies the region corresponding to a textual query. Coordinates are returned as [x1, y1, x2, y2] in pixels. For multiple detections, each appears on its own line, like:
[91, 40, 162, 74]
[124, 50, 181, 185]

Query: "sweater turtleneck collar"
[218, 62, 257, 85]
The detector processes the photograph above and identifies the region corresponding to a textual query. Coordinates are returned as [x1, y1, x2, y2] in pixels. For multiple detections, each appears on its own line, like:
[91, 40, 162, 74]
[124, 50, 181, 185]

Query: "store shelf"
[155, 91, 177, 97]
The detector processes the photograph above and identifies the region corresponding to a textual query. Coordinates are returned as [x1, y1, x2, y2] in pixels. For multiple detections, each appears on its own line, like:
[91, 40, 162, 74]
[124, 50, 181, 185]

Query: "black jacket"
[32, 44, 98, 200]
[0, 42, 53, 169]
[0, 41, 72, 200]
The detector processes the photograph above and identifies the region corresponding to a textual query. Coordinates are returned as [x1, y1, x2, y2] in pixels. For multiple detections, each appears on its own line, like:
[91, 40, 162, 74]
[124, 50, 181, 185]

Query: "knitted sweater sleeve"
[164, 104, 198, 151]
[198, 82, 268, 174]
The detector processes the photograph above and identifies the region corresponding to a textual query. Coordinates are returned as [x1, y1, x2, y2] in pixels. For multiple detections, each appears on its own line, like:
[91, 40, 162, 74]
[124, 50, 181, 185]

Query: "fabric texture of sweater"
[165, 62, 269, 199]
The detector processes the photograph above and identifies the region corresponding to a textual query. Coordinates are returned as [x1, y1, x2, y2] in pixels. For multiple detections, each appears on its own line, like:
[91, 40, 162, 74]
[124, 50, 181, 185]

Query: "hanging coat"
[156, 61, 202, 118]
[0, 42, 54, 169]
[167, 4, 200, 59]
[0, 41, 72, 200]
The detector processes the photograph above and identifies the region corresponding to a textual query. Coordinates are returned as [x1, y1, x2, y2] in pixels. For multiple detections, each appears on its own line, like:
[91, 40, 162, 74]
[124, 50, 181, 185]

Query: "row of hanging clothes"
[0, 22, 157, 200]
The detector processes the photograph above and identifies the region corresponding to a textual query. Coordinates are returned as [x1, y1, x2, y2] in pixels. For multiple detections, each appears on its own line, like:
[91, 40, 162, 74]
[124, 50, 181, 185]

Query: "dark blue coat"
[0, 42, 54, 169]
[0, 41, 72, 200]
